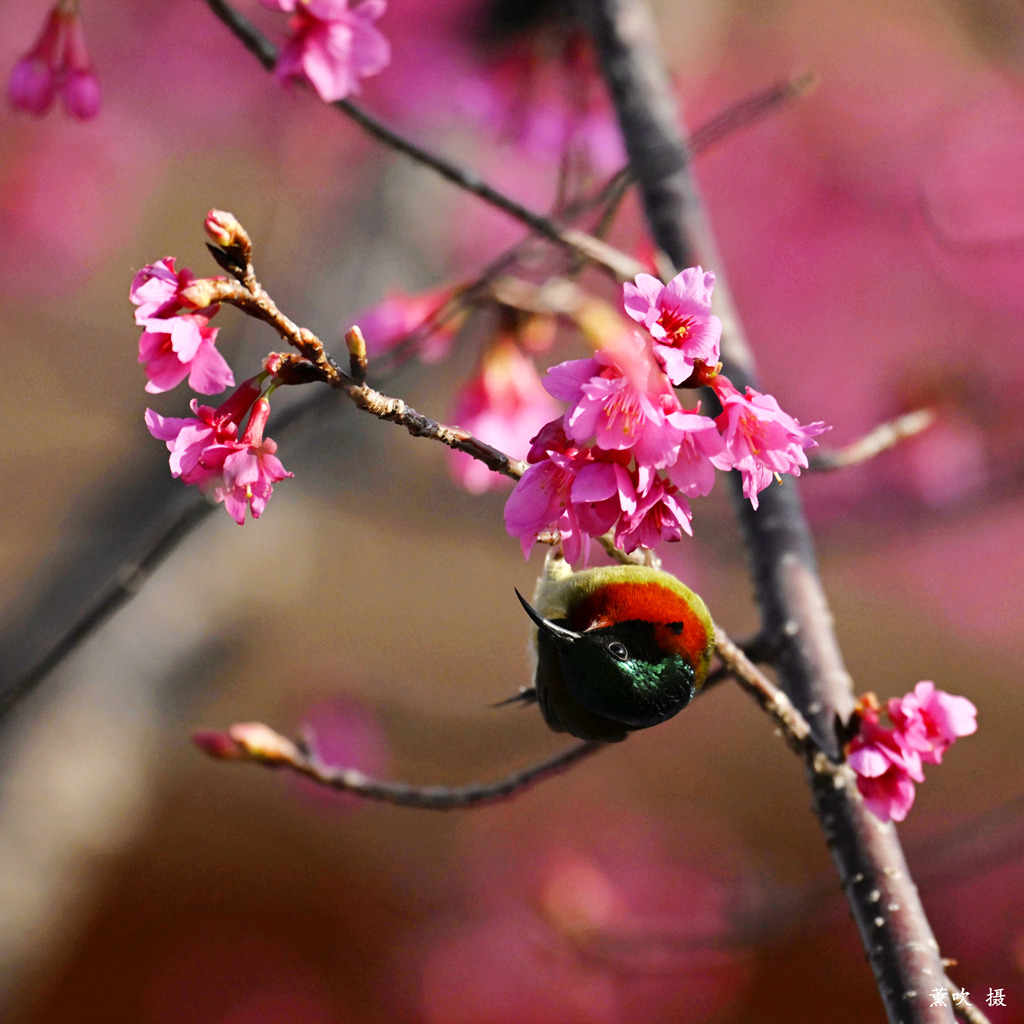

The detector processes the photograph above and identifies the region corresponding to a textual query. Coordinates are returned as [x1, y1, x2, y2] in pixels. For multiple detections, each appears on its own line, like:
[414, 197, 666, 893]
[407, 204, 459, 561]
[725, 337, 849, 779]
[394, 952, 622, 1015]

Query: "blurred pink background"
[1, 0, 1022, 1021]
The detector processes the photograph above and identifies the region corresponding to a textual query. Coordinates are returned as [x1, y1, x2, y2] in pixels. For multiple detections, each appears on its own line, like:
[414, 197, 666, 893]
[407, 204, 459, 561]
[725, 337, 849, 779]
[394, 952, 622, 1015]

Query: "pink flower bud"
[227, 722, 299, 763]
[192, 730, 246, 760]
[59, 11, 100, 120]
[7, 7, 62, 117]
[263, 352, 286, 376]
[205, 209, 244, 249]
[8, 55, 57, 116]
[61, 67, 101, 120]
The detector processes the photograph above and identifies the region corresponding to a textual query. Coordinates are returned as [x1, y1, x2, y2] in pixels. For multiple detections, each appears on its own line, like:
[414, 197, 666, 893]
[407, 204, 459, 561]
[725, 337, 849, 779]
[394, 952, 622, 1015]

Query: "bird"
[513, 553, 715, 743]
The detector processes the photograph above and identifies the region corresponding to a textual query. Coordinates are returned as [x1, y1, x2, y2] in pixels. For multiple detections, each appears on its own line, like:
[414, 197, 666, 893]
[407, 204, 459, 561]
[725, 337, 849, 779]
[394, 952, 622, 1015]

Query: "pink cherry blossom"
[8, 5, 100, 120]
[888, 681, 977, 764]
[569, 454, 638, 540]
[146, 405, 238, 489]
[146, 378, 262, 486]
[847, 683, 976, 823]
[614, 471, 693, 553]
[138, 317, 235, 395]
[712, 375, 828, 510]
[846, 710, 925, 823]
[665, 406, 730, 498]
[504, 424, 593, 563]
[552, 332, 685, 470]
[504, 279, 828, 560]
[622, 268, 722, 385]
[131, 258, 231, 394]
[212, 411, 293, 523]
[263, 0, 390, 103]
[447, 340, 560, 494]
[148, 386, 291, 524]
[130, 258, 203, 326]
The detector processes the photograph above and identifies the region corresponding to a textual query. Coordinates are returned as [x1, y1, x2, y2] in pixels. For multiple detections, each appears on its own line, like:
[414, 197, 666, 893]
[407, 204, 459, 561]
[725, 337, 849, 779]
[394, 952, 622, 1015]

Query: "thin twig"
[208, 248, 531, 481]
[343, 380, 526, 479]
[712, 625, 815, 753]
[809, 409, 935, 471]
[687, 70, 816, 153]
[194, 721, 605, 809]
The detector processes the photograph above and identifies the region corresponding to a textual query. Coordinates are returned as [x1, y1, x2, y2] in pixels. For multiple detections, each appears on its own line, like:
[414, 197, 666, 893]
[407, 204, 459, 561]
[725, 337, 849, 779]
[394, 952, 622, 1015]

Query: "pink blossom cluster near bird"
[505, 266, 827, 563]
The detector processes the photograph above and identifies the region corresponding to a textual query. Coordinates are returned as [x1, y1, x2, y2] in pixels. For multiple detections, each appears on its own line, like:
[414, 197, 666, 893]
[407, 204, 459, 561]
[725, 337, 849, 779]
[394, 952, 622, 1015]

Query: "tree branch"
[809, 409, 935, 472]
[202, 0, 639, 280]
[576, 2, 958, 1021]
[194, 721, 605, 809]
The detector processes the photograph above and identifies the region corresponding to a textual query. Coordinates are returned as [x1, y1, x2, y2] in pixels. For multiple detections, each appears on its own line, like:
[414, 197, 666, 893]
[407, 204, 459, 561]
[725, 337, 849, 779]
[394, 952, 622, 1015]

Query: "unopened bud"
[345, 325, 368, 383]
[205, 209, 249, 253]
[345, 325, 367, 363]
[192, 729, 246, 760]
[228, 722, 300, 764]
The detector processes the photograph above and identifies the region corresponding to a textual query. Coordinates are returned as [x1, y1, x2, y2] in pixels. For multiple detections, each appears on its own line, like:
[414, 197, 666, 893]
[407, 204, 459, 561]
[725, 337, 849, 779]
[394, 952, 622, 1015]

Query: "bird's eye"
[607, 641, 629, 661]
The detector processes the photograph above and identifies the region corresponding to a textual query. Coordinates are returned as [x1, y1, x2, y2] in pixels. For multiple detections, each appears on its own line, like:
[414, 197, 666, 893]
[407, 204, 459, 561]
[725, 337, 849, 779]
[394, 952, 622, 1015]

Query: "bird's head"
[517, 566, 714, 735]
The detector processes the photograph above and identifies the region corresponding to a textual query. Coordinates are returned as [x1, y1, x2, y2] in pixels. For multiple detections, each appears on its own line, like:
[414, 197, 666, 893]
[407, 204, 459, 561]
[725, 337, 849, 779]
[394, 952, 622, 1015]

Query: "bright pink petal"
[662, 266, 716, 313]
[653, 344, 697, 387]
[141, 339, 190, 394]
[145, 408, 194, 443]
[857, 769, 917, 823]
[544, 356, 599, 403]
[186, 338, 235, 395]
[622, 274, 664, 325]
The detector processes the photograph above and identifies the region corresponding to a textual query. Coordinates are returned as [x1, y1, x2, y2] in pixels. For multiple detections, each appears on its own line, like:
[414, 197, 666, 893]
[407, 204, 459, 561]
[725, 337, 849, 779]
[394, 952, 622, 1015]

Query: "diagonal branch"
[575, 2, 959, 1022]
[202, 0, 636, 280]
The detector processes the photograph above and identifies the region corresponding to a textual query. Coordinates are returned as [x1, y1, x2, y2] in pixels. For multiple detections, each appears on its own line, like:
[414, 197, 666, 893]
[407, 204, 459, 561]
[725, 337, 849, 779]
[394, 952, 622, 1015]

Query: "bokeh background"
[1, 0, 1023, 1021]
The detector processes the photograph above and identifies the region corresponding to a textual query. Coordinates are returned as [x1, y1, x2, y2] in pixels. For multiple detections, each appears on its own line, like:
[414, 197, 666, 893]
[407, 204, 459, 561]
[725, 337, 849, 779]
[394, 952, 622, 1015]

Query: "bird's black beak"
[514, 589, 581, 649]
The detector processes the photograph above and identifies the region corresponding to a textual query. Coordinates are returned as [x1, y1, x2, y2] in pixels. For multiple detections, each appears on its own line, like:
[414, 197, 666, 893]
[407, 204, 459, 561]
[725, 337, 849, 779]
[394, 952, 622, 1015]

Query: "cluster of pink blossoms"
[8, 2, 101, 120]
[262, 0, 390, 103]
[131, 253, 291, 525]
[504, 267, 827, 562]
[846, 682, 977, 822]
[131, 257, 235, 396]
